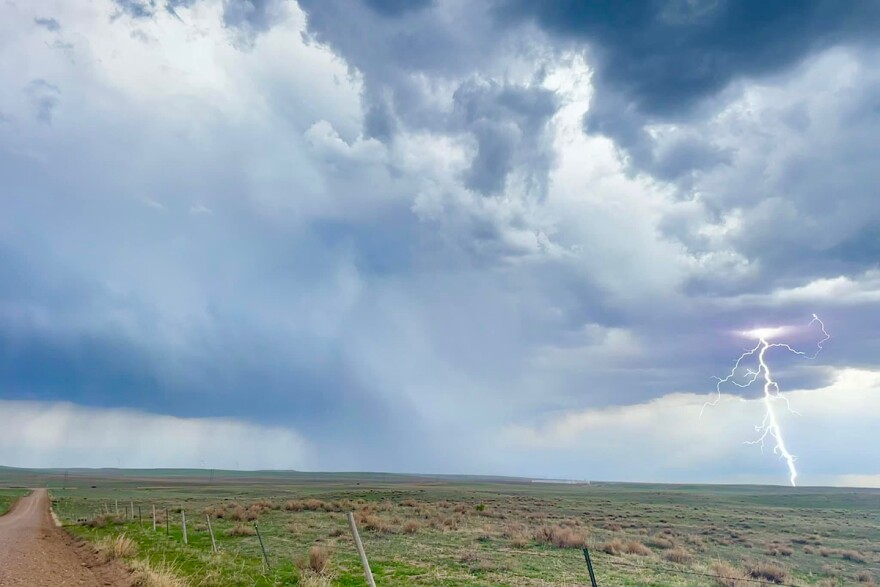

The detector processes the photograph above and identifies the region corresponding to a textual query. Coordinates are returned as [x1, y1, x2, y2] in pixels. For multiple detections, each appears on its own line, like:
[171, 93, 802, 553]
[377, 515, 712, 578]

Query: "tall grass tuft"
[95, 533, 137, 562]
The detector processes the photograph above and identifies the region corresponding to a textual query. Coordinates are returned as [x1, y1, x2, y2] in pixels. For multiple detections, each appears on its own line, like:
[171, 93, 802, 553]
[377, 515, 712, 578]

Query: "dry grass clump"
[600, 539, 651, 556]
[600, 539, 624, 555]
[501, 523, 529, 548]
[308, 545, 331, 574]
[767, 544, 793, 557]
[299, 571, 333, 587]
[646, 535, 674, 549]
[663, 547, 693, 565]
[87, 514, 125, 528]
[284, 498, 329, 512]
[228, 506, 257, 522]
[203, 505, 226, 519]
[746, 561, 789, 584]
[841, 550, 868, 563]
[129, 560, 187, 587]
[711, 561, 746, 587]
[95, 533, 137, 562]
[403, 520, 420, 534]
[355, 512, 394, 534]
[857, 570, 875, 584]
[623, 540, 652, 556]
[228, 524, 257, 537]
[533, 525, 587, 549]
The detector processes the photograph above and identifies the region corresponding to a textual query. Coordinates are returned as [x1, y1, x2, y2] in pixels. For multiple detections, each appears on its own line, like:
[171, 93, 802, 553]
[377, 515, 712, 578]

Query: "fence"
[51, 494, 871, 587]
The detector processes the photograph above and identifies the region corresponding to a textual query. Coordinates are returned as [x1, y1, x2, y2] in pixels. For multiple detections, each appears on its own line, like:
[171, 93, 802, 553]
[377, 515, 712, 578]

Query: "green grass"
[0, 488, 27, 516]
[3, 468, 877, 586]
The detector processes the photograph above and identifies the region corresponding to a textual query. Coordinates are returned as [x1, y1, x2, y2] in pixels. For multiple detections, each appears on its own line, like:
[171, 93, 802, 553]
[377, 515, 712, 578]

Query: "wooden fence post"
[152, 505, 157, 531]
[181, 509, 188, 545]
[347, 512, 376, 587]
[206, 515, 218, 553]
[165, 509, 169, 535]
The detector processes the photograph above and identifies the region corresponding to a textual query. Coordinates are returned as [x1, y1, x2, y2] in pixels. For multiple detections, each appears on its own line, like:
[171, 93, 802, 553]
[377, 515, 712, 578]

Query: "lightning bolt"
[704, 315, 830, 486]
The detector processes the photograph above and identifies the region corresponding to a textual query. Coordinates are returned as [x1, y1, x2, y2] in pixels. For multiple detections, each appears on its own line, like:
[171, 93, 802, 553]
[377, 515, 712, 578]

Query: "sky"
[1, 0, 879, 487]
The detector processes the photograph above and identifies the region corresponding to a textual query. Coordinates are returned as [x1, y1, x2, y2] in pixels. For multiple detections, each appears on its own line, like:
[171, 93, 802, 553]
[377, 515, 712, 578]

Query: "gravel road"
[0, 489, 130, 586]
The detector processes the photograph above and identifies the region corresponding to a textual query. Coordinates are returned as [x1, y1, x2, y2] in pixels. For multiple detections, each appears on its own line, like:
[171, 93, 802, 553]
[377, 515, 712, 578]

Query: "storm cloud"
[1, 0, 879, 484]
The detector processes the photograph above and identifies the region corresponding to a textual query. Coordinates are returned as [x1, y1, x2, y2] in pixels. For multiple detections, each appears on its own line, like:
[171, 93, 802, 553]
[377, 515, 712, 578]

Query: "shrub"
[768, 545, 793, 556]
[647, 536, 674, 549]
[356, 513, 393, 534]
[623, 541, 651, 556]
[303, 499, 325, 511]
[663, 547, 693, 565]
[403, 520, 420, 534]
[87, 514, 125, 528]
[533, 525, 587, 549]
[309, 546, 330, 574]
[842, 550, 868, 563]
[711, 561, 745, 587]
[746, 561, 789, 584]
[600, 539, 624, 555]
[228, 524, 257, 537]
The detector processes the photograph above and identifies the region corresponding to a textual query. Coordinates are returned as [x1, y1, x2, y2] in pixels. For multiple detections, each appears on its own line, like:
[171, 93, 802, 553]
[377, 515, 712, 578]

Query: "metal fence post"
[582, 547, 598, 587]
[254, 523, 271, 572]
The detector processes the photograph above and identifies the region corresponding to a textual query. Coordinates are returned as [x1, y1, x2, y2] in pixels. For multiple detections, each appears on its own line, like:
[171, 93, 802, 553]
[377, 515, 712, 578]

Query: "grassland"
[0, 487, 26, 515]
[2, 468, 878, 586]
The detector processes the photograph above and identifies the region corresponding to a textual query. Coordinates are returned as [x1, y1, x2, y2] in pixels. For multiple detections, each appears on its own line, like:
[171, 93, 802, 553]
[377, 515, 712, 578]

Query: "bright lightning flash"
[704, 315, 830, 486]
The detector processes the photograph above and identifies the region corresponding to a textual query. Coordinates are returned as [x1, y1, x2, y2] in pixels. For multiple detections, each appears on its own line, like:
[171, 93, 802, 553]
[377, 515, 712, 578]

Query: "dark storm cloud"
[497, 0, 880, 116]
[6, 0, 880, 482]
[363, 0, 433, 17]
[299, 0, 561, 203]
[496, 0, 880, 176]
[453, 79, 558, 195]
[34, 17, 61, 31]
[0, 237, 435, 470]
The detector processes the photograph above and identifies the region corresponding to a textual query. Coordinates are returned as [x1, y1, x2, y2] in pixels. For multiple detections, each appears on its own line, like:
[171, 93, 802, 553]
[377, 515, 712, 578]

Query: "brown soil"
[0, 488, 132, 586]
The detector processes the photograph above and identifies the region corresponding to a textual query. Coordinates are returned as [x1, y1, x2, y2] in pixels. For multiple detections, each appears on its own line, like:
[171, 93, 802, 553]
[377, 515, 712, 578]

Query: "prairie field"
[0, 487, 26, 516]
[2, 468, 878, 586]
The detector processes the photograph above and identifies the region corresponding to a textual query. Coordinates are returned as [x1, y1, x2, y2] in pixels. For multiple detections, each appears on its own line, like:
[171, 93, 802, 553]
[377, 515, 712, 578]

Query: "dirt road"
[0, 489, 130, 586]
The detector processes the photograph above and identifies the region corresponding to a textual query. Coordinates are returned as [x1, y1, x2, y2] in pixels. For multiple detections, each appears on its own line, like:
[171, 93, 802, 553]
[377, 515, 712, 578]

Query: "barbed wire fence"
[51, 492, 876, 587]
